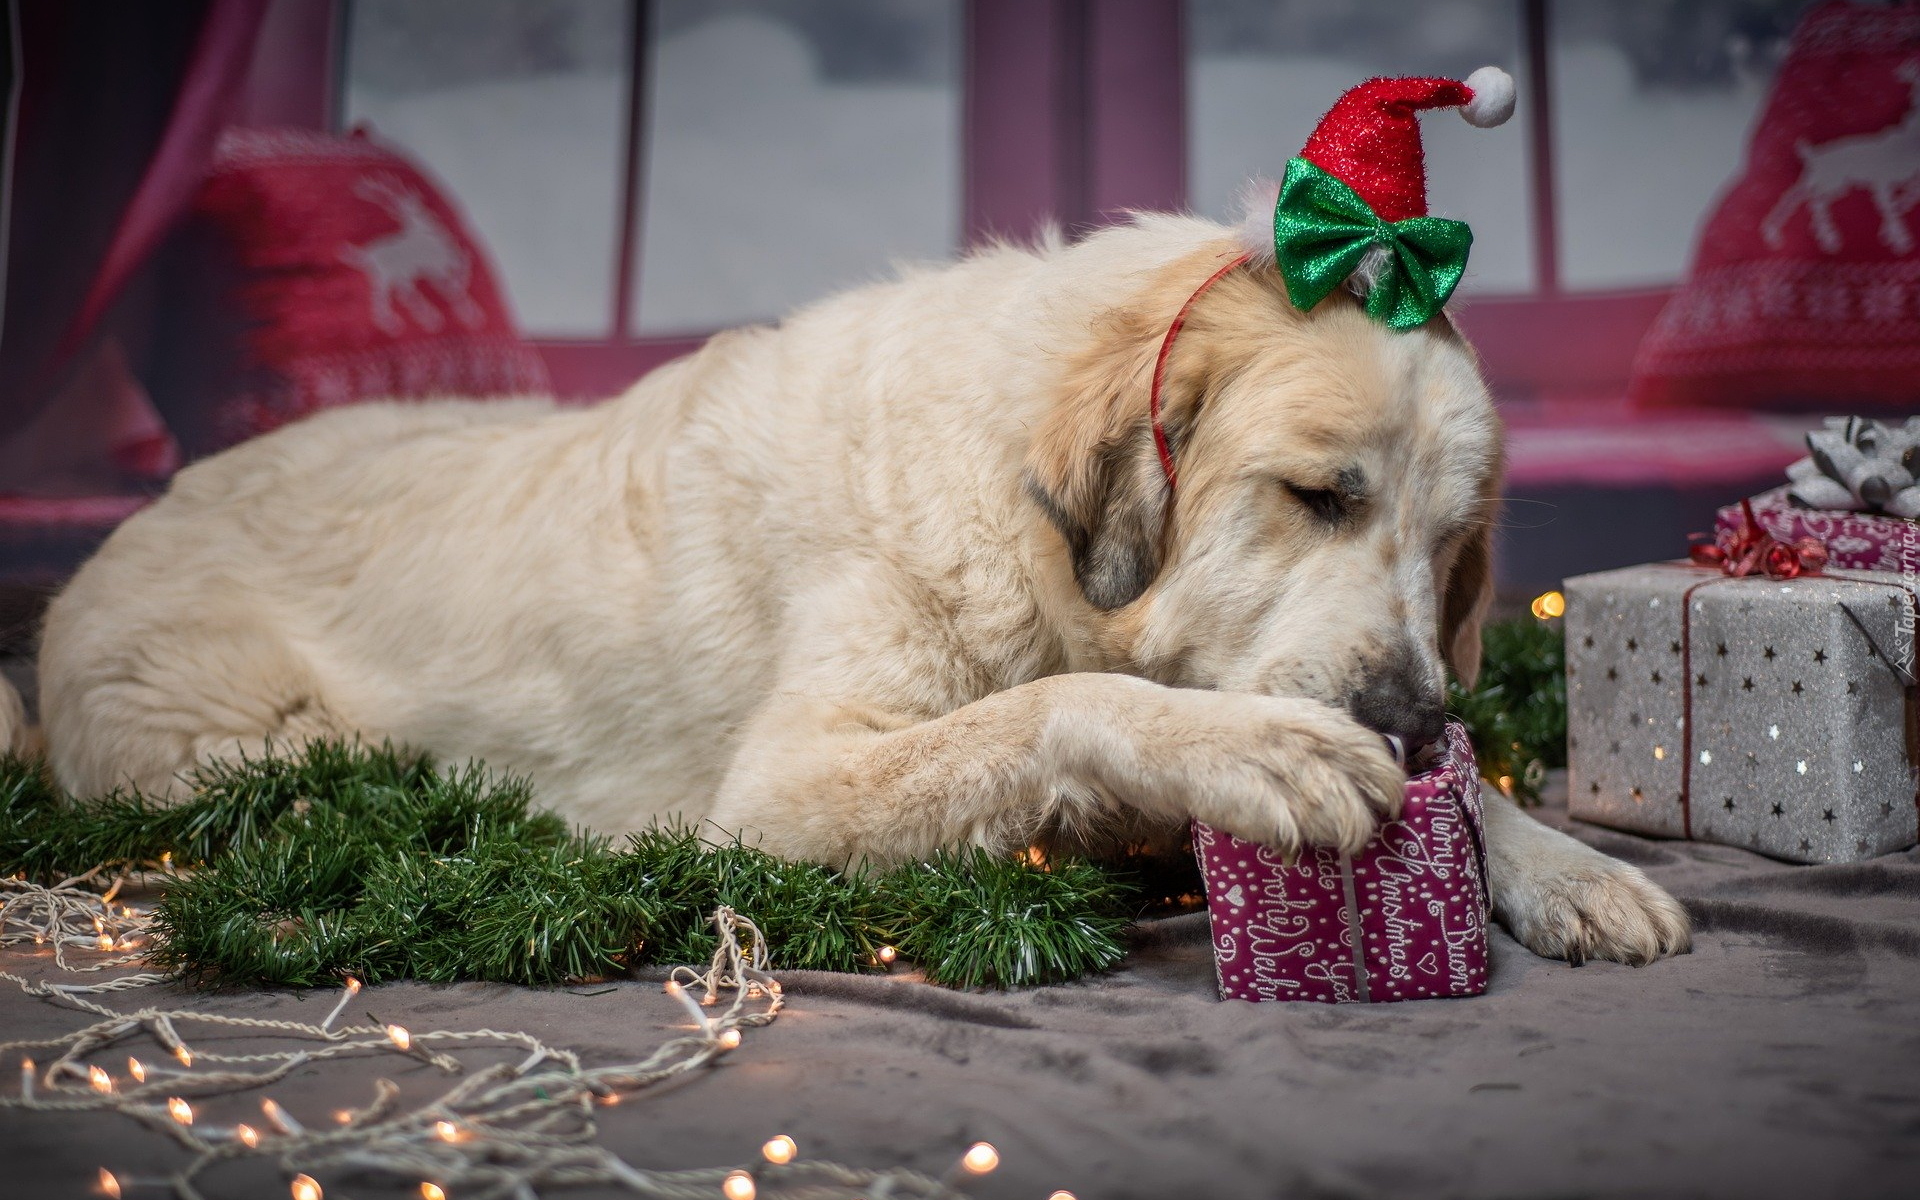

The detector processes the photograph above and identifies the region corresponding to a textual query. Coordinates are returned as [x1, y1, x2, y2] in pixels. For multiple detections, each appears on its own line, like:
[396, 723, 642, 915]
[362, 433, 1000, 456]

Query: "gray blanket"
[5, 789, 1919, 1199]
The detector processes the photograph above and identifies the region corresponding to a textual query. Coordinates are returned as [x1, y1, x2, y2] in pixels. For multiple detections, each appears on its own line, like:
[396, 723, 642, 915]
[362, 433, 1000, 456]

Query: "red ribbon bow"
[1688, 499, 1829, 579]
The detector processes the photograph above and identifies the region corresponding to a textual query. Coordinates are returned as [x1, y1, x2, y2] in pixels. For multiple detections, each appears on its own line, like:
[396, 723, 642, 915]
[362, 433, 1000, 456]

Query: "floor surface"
[3, 784, 1918, 1200]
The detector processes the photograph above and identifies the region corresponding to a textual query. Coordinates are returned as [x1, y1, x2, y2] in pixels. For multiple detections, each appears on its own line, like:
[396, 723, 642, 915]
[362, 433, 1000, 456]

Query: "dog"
[31, 212, 1689, 967]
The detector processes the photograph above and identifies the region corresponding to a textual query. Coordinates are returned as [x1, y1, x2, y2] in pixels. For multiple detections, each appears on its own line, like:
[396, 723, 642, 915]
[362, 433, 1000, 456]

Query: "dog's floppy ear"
[1440, 515, 1495, 689]
[1023, 300, 1181, 611]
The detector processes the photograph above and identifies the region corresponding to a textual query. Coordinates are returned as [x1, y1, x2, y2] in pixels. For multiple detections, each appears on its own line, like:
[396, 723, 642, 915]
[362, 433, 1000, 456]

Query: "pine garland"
[1448, 616, 1567, 805]
[0, 616, 1565, 988]
[0, 743, 1136, 991]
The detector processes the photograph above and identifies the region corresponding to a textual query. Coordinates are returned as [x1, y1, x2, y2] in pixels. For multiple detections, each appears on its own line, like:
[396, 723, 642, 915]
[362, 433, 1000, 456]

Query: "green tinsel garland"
[1448, 616, 1567, 805]
[0, 744, 1136, 991]
[0, 619, 1564, 989]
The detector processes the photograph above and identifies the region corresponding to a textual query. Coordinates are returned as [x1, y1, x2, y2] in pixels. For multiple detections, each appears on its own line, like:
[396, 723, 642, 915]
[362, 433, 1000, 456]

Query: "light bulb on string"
[235, 1124, 261, 1148]
[173, 1046, 192, 1068]
[262, 1098, 304, 1135]
[97, 1168, 121, 1198]
[385, 1024, 412, 1052]
[20, 1057, 33, 1102]
[126, 1058, 146, 1084]
[167, 1097, 193, 1126]
[1048, 1192, 1078, 1200]
[420, 1184, 446, 1200]
[290, 1174, 323, 1200]
[720, 1170, 756, 1200]
[663, 980, 712, 1033]
[876, 945, 897, 965]
[961, 1143, 999, 1175]
[320, 977, 361, 1031]
[433, 1120, 464, 1144]
[717, 1029, 741, 1050]
[89, 1066, 113, 1093]
[761, 1134, 797, 1165]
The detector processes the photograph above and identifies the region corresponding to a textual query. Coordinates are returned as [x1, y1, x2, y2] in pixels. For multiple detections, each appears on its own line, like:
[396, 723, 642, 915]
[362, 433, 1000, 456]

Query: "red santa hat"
[1299, 66, 1516, 223]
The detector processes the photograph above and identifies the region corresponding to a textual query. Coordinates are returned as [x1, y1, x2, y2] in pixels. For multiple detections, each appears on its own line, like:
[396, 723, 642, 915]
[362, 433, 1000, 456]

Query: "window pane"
[1550, 0, 1811, 291]
[1186, 0, 1534, 294]
[343, 0, 631, 337]
[633, 0, 961, 335]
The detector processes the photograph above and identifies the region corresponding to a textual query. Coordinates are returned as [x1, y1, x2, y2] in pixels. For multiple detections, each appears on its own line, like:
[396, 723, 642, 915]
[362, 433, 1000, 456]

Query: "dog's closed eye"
[1285, 483, 1350, 523]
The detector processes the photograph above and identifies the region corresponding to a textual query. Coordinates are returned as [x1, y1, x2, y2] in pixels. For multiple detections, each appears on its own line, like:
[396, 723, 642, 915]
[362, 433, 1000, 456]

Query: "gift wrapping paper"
[1193, 721, 1489, 1004]
[1565, 562, 1919, 864]
[1717, 487, 1920, 575]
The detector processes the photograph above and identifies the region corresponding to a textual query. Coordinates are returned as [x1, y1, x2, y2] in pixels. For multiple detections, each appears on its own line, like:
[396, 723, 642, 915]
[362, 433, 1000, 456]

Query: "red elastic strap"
[1149, 252, 1253, 490]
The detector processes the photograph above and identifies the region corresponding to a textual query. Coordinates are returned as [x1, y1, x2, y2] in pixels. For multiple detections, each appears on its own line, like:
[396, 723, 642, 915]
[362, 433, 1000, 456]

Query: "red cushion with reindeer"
[186, 127, 548, 451]
[1629, 1, 1920, 411]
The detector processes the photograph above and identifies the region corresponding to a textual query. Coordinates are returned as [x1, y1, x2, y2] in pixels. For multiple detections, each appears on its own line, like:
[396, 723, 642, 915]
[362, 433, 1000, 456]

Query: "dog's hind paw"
[1497, 851, 1692, 967]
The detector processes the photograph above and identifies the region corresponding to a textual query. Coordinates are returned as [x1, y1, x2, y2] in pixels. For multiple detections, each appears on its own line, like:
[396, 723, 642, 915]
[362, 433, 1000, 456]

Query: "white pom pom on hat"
[1461, 66, 1516, 128]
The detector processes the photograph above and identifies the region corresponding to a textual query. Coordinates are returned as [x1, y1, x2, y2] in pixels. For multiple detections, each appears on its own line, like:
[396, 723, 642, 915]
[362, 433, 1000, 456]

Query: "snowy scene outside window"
[633, 0, 961, 335]
[1550, 0, 1812, 289]
[340, 0, 1822, 335]
[344, 0, 632, 337]
[342, 0, 960, 340]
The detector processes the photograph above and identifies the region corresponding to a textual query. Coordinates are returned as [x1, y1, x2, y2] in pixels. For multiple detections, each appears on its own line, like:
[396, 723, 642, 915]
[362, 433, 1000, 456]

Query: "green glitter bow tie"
[1271, 156, 1474, 331]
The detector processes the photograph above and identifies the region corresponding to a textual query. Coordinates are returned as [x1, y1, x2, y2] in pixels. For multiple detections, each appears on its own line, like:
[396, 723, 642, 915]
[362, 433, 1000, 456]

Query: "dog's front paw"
[1497, 847, 1691, 966]
[1155, 693, 1404, 860]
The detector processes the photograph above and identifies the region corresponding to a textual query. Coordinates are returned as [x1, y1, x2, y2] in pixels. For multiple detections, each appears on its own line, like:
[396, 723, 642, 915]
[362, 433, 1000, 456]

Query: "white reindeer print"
[1762, 61, 1920, 255]
[340, 176, 486, 335]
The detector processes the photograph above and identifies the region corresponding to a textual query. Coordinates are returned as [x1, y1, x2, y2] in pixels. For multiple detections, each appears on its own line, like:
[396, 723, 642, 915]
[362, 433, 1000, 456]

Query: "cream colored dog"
[33, 214, 1688, 966]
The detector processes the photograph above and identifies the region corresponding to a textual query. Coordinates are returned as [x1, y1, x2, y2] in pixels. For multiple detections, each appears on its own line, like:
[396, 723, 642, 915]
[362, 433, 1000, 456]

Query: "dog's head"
[1025, 241, 1502, 751]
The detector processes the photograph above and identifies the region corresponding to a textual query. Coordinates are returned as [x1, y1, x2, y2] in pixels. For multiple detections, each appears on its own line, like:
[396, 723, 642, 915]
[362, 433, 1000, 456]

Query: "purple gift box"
[1715, 486, 1920, 574]
[1192, 721, 1490, 1004]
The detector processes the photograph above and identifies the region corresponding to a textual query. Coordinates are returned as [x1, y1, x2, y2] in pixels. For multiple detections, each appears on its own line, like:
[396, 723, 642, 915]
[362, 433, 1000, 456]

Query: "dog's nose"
[1348, 674, 1447, 759]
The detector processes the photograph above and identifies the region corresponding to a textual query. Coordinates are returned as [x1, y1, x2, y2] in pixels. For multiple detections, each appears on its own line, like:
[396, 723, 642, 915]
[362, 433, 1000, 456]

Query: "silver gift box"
[1565, 562, 1918, 864]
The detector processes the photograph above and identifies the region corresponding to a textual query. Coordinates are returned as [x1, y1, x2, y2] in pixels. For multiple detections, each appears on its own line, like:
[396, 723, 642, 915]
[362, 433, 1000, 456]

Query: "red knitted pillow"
[184, 127, 548, 451]
[1629, 1, 1920, 412]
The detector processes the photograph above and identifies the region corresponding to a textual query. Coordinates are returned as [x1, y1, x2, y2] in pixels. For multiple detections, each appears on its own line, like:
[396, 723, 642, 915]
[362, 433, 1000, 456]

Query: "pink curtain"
[0, 0, 267, 443]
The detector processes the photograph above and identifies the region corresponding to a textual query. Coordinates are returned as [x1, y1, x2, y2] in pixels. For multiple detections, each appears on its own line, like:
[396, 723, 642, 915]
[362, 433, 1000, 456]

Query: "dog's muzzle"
[1348, 657, 1447, 761]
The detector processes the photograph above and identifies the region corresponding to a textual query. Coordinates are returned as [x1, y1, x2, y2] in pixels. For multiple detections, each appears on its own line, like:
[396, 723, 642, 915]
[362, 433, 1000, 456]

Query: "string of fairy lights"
[2, 873, 1079, 1200]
